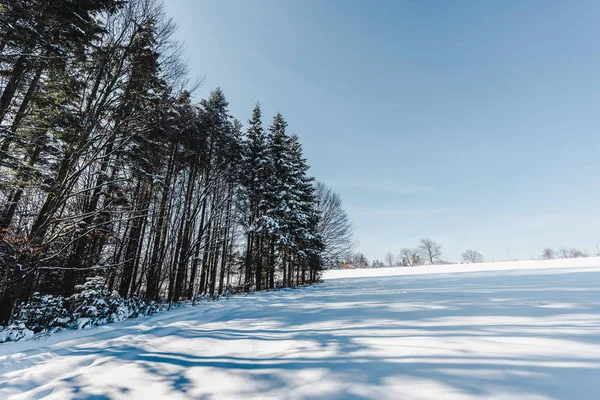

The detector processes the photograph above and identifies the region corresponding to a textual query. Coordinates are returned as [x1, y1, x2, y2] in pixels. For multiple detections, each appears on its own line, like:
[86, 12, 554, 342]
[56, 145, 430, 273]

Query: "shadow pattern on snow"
[1, 267, 600, 399]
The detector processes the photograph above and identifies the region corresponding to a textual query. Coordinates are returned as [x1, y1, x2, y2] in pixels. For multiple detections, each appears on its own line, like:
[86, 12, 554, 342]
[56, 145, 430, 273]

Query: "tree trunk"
[146, 142, 177, 300]
[187, 195, 207, 299]
[172, 167, 197, 301]
[118, 183, 148, 297]
[255, 235, 263, 291]
[268, 239, 275, 289]
[0, 55, 29, 124]
[0, 65, 43, 152]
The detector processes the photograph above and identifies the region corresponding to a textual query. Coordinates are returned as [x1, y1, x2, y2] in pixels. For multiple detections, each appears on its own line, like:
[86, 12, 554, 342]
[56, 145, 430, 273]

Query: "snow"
[325, 257, 600, 279]
[2, 258, 600, 399]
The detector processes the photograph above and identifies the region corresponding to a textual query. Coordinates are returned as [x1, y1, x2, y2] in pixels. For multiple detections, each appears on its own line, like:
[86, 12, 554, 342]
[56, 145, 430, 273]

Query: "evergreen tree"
[241, 103, 269, 289]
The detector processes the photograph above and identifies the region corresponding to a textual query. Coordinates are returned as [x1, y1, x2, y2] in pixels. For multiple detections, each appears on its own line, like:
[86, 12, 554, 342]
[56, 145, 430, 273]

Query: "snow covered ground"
[2, 258, 600, 399]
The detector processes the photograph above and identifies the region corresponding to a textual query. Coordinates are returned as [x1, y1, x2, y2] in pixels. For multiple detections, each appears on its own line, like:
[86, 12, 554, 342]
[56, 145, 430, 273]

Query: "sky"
[164, 0, 600, 263]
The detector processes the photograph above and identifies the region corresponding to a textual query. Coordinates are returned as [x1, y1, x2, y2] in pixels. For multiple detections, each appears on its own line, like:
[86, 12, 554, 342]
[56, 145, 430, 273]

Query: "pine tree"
[241, 103, 269, 290]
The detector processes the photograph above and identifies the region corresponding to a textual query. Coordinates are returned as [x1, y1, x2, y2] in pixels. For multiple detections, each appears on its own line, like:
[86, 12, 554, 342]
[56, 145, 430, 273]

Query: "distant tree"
[351, 253, 370, 269]
[541, 248, 555, 260]
[371, 260, 385, 269]
[462, 249, 483, 263]
[398, 248, 422, 267]
[558, 248, 570, 258]
[419, 238, 442, 265]
[568, 248, 587, 258]
[384, 252, 395, 268]
[558, 247, 587, 259]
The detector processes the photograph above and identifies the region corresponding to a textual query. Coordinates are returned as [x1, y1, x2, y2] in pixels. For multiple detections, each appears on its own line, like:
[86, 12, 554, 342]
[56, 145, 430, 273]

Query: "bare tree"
[419, 238, 442, 265]
[568, 248, 587, 258]
[541, 248, 555, 260]
[315, 181, 355, 268]
[462, 249, 483, 263]
[558, 247, 587, 259]
[384, 252, 395, 268]
[398, 248, 422, 267]
[558, 248, 570, 258]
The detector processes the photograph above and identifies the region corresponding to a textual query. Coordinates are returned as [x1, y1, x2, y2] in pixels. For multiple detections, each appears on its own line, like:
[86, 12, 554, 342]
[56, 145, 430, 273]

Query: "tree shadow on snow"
[1, 269, 600, 399]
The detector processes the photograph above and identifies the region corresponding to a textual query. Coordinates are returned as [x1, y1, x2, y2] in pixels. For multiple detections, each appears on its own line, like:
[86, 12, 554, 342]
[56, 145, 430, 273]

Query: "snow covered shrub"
[108, 293, 129, 322]
[122, 295, 144, 319]
[0, 277, 170, 342]
[12, 292, 70, 333]
[124, 295, 161, 318]
[67, 276, 163, 329]
[0, 323, 34, 343]
[67, 276, 116, 329]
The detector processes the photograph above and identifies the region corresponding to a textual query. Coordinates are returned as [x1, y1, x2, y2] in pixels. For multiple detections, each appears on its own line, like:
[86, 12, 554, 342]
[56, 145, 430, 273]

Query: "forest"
[0, 0, 354, 326]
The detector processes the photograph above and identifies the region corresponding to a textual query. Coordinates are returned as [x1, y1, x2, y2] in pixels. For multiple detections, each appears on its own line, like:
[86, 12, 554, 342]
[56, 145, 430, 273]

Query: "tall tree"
[315, 181, 354, 269]
[419, 238, 442, 265]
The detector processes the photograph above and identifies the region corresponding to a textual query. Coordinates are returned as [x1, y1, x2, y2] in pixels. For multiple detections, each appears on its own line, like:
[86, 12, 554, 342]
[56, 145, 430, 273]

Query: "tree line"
[540, 247, 595, 260]
[0, 0, 354, 324]
[347, 240, 598, 269]
[346, 238, 459, 268]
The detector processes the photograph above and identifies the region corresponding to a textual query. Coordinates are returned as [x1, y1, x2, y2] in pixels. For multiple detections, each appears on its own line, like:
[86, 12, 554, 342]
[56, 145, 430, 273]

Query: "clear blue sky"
[165, 0, 600, 263]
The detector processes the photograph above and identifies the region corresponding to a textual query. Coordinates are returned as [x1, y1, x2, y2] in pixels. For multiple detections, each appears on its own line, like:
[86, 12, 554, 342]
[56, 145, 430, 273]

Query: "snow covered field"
[2, 258, 600, 399]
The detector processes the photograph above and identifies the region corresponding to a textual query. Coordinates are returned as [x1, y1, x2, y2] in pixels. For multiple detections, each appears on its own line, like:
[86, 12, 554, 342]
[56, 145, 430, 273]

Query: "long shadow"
[1, 268, 600, 399]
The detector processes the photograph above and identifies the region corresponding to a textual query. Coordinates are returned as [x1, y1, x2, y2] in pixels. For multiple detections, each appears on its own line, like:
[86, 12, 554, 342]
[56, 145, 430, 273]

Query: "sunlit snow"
[1, 257, 600, 399]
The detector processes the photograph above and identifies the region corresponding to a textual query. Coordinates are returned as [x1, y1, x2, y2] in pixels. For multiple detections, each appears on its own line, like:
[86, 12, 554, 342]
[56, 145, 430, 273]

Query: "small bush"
[68, 276, 134, 329]
[125, 295, 161, 318]
[12, 292, 70, 333]
[0, 323, 34, 343]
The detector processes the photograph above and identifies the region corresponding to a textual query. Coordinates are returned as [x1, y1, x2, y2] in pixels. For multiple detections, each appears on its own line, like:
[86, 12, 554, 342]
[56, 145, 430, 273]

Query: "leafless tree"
[568, 248, 587, 258]
[558, 248, 570, 258]
[384, 252, 394, 268]
[419, 238, 442, 265]
[541, 248, 555, 260]
[315, 181, 355, 268]
[558, 247, 587, 259]
[462, 249, 483, 263]
[398, 248, 422, 267]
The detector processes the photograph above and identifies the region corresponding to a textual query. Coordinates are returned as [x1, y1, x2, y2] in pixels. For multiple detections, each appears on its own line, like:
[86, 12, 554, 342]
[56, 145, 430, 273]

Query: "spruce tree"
[241, 103, 269, 289]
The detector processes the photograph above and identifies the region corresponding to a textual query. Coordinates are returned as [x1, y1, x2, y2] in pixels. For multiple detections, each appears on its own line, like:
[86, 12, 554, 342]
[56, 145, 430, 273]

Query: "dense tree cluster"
[541, 247, 590, 260]
[0, 0, 342, 324]
[364, 239, 483, 268]
[396, 238, 444, 266]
